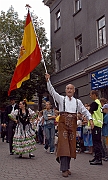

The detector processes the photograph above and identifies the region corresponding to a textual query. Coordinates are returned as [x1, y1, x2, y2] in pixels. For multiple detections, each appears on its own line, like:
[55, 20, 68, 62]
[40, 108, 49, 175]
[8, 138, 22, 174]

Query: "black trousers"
[6, 124, 9, 142]
[8, 122, 16, 153]
[60, 156, 71, 171]
[92, 126, 103, 160]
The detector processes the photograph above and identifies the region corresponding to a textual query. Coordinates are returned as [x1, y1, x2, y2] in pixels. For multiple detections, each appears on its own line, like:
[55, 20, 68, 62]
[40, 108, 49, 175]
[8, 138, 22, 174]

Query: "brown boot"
[67, 170, 71, 175]
[62, 171, 68, 177]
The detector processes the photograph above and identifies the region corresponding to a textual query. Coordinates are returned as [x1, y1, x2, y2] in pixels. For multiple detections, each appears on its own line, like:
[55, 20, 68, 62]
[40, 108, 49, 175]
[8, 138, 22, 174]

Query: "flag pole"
[41, 57, 48, 74]
[25, 6, 57, 107]
[25, 4, 31, 10]
[41, 54, 57, 107]
[43, 59, 58, 108]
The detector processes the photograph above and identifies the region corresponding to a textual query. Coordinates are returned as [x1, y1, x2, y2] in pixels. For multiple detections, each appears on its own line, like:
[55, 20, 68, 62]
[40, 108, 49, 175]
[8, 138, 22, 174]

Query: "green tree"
[0, 6, 54, 109]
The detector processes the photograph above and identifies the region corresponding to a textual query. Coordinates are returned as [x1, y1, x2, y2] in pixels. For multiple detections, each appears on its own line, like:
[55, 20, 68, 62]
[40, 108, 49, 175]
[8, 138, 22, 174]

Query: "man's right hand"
[45, 73, 50, 81]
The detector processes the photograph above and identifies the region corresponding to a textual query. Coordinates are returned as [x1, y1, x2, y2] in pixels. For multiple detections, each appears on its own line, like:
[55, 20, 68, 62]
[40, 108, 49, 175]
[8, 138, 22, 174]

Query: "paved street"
[0, 139, 108, 180]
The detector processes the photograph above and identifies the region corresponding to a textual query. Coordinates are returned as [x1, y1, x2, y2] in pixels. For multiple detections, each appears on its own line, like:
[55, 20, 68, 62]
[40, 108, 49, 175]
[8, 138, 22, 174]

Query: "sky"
[0, 0, 50, 42]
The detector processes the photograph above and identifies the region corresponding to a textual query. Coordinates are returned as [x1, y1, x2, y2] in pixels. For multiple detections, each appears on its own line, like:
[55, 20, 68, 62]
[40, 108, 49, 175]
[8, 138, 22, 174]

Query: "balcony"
[43, 0, 55, 7]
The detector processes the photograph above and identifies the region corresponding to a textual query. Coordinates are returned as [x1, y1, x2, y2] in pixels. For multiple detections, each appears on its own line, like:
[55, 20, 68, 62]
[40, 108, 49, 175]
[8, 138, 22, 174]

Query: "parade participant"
[89, 90, 103, 165]
[45, 73, 94, 177]
[8, 101, 36, 158]
[83, 103, 93, 154]
[3, 96, 19, 154]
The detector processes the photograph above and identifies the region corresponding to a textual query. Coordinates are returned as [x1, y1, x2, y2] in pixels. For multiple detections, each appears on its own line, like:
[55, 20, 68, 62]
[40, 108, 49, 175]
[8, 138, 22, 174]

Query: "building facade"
[43, 0, 108, 104]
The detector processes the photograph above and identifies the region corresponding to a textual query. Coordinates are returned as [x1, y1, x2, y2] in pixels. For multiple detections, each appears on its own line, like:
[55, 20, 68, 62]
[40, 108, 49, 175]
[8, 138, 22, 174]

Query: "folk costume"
[47, 80, 92, 172]
[9, 108, 36, 155]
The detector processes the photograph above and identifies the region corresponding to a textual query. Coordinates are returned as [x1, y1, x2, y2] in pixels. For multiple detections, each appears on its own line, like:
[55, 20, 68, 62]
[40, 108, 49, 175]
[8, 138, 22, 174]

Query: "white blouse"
[10, 108, 36, 119]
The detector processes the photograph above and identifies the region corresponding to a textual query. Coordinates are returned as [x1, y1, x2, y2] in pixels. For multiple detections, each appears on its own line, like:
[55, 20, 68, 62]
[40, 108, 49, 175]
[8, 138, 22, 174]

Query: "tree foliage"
[0, 6, 54, 107]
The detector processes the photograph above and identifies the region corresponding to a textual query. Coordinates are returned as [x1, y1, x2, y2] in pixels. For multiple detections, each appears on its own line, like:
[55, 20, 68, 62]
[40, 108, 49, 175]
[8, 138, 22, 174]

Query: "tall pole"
[25, 4, 31, 10]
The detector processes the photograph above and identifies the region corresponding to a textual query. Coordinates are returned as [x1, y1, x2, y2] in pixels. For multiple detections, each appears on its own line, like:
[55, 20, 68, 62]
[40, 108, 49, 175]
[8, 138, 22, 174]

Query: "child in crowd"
[37, 111, 44, 145]
[82, 103, 93, 154]
[82, 115, 93, 154]
[101, 104, 108, 161]
[76, 113, 83, 153]
[54, 108, 60, 154]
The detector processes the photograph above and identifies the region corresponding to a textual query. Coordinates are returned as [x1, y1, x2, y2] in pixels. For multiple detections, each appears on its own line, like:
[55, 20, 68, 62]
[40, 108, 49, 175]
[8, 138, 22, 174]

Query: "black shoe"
[90, 159, 102, 165]
[10, 152, 14, 155]
[29, 154, 35, 158]
[19, 154, 22, 158]
[89, 158, 95, 163]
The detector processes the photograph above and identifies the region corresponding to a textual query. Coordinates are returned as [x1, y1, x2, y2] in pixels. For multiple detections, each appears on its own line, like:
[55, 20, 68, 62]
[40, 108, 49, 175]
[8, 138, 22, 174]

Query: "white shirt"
[11, 104, 16, 113]
[47, 80, 92, 121]
[10, 108, 36, 119]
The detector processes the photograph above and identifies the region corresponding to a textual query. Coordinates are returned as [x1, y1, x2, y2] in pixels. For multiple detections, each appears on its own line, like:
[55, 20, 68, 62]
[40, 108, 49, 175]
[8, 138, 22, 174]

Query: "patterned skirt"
[13, 122, 36, 155]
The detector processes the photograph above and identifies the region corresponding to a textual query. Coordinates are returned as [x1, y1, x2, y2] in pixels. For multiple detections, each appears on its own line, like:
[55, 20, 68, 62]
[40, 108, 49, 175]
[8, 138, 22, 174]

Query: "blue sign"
[91, 67, 108, 90]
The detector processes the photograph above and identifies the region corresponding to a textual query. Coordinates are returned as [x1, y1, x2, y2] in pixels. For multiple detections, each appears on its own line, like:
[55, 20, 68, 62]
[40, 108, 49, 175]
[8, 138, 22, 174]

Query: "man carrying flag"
[8, 9, 41, 96]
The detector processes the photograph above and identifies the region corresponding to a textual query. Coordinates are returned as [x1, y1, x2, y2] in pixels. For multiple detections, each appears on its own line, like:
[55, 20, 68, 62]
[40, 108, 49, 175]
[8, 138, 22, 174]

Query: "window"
[97, 16, 106, 47]
[74, 0, 81, 13]
[75, 35, 82, 61]
[55, 10, 61, 31]
[55, 49, 61, 71]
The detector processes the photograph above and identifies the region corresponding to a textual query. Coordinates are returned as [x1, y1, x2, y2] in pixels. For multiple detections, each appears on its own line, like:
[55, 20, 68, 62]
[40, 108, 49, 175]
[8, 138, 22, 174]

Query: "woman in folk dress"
[9, 101, 36, 158]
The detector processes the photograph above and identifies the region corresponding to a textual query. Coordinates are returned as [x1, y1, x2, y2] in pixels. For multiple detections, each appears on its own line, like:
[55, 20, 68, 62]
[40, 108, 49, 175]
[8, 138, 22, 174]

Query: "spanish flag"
[8, 11, 41, 96]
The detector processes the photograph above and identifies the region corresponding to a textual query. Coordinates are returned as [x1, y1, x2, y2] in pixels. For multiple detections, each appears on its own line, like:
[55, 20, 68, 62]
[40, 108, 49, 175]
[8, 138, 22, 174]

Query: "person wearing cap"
[102, 103, 108, 114]
[3, 95, 19, 155]
[89, 90, 103, 165]
[101, 104, 108, 161]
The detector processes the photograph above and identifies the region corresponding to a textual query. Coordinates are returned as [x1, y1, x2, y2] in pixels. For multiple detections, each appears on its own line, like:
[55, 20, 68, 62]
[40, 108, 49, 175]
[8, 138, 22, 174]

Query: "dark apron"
[57, 112, 77, 159]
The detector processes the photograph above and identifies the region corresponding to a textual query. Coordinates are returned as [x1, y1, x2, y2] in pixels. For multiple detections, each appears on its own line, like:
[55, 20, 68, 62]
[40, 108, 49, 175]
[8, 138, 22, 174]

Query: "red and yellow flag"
[8, 11, 41, 96]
